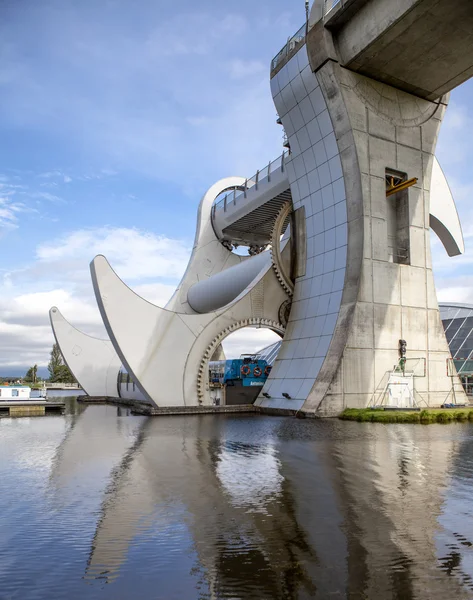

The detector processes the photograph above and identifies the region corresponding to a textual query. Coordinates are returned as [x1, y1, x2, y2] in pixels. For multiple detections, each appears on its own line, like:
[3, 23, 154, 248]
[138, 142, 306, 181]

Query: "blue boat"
[209, 355, 272, 405]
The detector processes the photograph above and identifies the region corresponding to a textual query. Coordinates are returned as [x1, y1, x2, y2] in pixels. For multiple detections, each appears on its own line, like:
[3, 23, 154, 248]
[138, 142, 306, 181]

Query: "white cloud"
[0, 197, 33, 232]
[132, 282, 176, 307]
[0, 226, 190, 371]
[0, 289, 102, 328]
[30, 191, 65, 203]
[437, 286, 473, 304]
[40, 181, 58, 188]
[0, 222, 281, 371]
[222, 327, 281, 358]
[39, 170, 63, 179]
[35, 226, 190, 280]
[0, 172, 76, 227]
[0, 6, 284, 188]
[0, 2, 303, 373]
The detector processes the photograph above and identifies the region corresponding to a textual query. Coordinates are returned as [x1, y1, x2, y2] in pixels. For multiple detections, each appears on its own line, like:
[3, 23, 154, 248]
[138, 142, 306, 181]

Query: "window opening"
[385, 168, 415, 265]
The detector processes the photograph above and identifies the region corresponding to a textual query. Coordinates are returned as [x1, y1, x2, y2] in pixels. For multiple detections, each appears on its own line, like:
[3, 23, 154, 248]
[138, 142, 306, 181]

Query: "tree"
[48, 343, 75, 383]
[48, 343, 62, 380]
[24, 364, 38, 384]
[57, 364, 76, 384]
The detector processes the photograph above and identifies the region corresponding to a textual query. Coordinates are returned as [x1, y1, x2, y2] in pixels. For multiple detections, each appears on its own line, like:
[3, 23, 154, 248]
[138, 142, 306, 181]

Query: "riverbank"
[340, 407, 473, 424]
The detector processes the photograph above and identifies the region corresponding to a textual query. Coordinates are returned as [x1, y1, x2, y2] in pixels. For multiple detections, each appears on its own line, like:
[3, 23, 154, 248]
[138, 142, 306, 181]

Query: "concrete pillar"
[303, 51, 465, 412]
[264, 25, 465, 414]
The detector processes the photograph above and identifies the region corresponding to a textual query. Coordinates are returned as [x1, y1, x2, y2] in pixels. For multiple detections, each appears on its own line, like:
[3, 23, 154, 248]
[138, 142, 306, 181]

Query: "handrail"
[213, 152, 289, 213]
[271, 23, 306, 72]
[324, 0, 341, 13]
[270, 2, 344, 73]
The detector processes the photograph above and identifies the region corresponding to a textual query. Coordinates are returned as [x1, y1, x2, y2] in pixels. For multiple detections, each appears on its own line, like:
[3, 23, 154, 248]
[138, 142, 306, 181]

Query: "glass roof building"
[258, 306, 473, 379]
[439, 304, 473, 375]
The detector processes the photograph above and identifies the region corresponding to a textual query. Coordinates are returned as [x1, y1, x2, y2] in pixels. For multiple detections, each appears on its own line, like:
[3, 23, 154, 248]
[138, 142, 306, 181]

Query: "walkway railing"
[213, 152, 289, 216]
[46, 382, 81, 388]
[324, 0, 341, 14]
[271, 2, 344, 72]
[271, 24, 306, 72]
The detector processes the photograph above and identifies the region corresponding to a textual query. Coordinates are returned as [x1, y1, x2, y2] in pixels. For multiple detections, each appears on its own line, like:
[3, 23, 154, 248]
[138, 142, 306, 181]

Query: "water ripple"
[0, 404, 473, 598]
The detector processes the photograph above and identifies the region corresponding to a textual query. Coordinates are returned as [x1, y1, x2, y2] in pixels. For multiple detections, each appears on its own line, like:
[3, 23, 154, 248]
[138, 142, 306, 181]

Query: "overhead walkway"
[272, 1, 473, 102]
[212, 146, 462, 257]
[319, 0, 473, 101]
[211, 152, 292, 247]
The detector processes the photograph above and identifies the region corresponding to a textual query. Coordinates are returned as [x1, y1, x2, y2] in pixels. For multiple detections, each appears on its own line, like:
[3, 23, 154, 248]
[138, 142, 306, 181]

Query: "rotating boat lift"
[51, 174, 294, 408]
[51, 0, 469, 414]
[50, 154, 463, 412]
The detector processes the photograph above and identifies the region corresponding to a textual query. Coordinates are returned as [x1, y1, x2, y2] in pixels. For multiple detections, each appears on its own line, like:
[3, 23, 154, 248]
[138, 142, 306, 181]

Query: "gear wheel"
[270, 201, 294, 297]
[278, 300, 292, 327]
[197, 318, 285, 404]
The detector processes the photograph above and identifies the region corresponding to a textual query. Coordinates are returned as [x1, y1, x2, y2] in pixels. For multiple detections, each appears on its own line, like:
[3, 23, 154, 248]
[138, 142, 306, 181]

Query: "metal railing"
[271, 24, 306, 72]
[324, 0, 342, 14]
[46, 382, 81, 388]
[212, 152, 289, 216]
[270, 2, 344, 73]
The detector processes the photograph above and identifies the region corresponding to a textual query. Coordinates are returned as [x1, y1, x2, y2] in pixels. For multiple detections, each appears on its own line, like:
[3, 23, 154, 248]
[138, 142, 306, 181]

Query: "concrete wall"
[331, 0, 473, 101]
[304, 57, 465, 412]
[262, 24, 465, 414]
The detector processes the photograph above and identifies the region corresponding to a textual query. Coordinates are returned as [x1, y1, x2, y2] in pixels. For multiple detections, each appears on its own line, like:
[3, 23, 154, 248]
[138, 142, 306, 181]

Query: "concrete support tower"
[50, 0, 472, 415]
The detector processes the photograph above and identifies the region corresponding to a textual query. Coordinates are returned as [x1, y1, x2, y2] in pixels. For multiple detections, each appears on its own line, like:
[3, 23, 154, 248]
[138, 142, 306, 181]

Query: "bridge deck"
[211, 155, 292, 246]
[328, 0, 473, 101]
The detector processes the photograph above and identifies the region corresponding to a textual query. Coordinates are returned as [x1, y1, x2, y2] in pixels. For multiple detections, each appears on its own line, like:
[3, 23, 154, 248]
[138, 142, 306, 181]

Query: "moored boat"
[0, 385, 33, 401]
[0, 383, 47, 401]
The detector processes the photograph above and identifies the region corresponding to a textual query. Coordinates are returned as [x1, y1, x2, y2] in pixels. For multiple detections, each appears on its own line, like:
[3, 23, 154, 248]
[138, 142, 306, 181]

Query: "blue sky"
[0, 0, 472, 374]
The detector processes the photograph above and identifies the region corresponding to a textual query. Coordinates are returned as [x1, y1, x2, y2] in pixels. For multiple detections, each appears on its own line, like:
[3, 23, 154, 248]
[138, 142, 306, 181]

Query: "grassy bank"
[340, 407, 473, 424]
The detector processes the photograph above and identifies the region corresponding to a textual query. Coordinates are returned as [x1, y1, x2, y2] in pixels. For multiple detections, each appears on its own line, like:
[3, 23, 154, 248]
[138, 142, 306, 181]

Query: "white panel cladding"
[50, 307, 122, 398]
[257, 45, 347, 408]
[430, 157, 464, 256]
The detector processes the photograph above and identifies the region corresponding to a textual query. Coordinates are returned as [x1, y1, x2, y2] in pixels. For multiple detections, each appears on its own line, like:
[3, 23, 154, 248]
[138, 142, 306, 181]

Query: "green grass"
[340, 407, 473, 424]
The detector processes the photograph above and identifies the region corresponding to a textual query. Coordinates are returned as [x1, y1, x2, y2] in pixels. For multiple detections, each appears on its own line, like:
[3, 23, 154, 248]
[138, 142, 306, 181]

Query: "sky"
[0, 0, 472, 376]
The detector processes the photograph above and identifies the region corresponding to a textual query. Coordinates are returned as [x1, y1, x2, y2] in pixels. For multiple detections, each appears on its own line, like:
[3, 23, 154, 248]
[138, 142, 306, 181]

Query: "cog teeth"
[197, 318, 286, 403]
[270, 202, 294, 297]
[271, 257, 294, 297]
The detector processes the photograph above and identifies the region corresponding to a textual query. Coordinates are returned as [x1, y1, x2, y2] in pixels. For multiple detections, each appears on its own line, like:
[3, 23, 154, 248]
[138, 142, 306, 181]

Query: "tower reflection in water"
[49, 409, 473, 599]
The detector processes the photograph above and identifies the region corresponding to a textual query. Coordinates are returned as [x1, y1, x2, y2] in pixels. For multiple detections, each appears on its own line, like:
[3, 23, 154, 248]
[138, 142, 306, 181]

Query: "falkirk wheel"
[50, 1, 470, 415]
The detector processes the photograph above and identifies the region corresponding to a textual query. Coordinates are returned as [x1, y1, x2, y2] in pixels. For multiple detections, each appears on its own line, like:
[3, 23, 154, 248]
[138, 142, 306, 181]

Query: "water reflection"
[327, 425, 469, 599]
[215, 441, 283, 513]
[1, 404, 473, 599]
[437, 433, 473, 593]
[49, 403, 144, 501]
[87, 420, 317, 598]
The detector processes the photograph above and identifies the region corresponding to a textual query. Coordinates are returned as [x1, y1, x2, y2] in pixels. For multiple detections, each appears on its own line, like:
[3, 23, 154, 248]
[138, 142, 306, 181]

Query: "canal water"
[1, 397, 473, 600]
